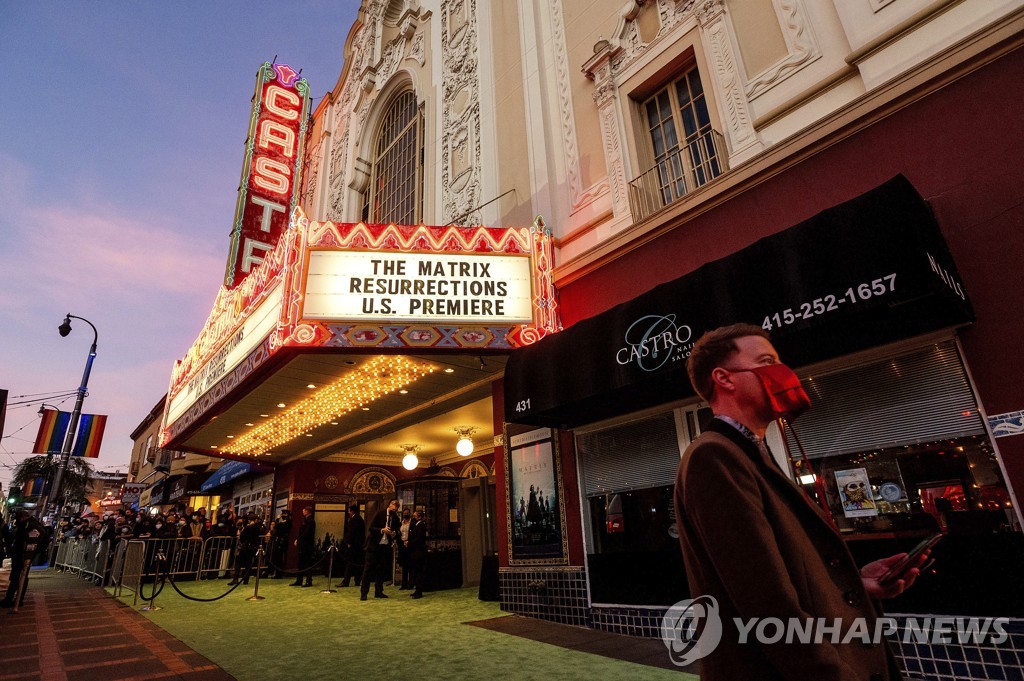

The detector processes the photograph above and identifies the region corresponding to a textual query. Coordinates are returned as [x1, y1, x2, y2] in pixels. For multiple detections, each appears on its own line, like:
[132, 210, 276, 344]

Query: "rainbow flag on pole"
[33, 409, 71, 455]
[23, 476, 45, 497]
[72, 413, 107, 458]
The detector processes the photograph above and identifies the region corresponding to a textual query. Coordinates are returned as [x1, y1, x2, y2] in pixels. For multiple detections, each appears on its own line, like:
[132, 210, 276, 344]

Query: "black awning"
[166, 473, 212, 502]
[505, 176, 974, 428]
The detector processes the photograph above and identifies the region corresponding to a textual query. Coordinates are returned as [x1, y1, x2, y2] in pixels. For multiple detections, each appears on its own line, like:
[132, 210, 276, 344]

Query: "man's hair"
[687, 323, 770, 401]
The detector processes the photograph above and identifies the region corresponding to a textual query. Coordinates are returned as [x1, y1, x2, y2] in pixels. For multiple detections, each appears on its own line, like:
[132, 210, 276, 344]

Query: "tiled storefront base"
[591, 604, 669, 639]
[590, 604, 1024, 680]
[888, 616, 1024, 681]
[498, 567, 590, 627]
[500, 569, 1024, 679]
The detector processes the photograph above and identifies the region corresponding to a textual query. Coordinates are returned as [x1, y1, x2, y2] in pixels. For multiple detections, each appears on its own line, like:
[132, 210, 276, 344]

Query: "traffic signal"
[6, 485, 22, 506]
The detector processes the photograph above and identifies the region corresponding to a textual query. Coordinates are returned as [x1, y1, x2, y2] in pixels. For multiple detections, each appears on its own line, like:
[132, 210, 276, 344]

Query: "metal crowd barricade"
[52, 537, 118, 585]
[198, 535, 240, 580]
[53, 539, 73, 572]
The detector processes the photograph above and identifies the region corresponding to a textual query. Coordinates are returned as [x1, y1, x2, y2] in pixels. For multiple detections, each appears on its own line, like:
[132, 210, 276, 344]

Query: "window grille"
[362, 91, 423, 225]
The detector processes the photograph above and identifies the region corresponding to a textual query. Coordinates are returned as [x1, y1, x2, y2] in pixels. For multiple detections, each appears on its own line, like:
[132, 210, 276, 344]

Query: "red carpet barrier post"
[321, 543, 338, 595]
[139, 550, 167, 612]
[248, 547, 266, 602]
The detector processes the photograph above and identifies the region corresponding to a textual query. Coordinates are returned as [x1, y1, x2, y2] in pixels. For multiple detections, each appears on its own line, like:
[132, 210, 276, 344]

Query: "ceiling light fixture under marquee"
[454, 425, 478, 457]
[401, 444, 421, 471]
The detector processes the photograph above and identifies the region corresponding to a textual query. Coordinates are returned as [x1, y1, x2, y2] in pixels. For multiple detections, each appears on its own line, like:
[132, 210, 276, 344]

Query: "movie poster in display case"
[504, 426, 568, 565]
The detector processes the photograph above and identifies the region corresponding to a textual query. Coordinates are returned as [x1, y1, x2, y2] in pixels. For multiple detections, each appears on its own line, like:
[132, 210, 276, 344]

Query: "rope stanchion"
[166, 572, 245, 603]
[139, 551, 167, 611]
[320, 544, 338, 594]
[248, 547, 266, 602]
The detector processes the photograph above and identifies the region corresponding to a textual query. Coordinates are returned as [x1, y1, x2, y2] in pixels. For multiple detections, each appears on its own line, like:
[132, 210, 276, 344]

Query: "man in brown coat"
[674, 324, 927, 680]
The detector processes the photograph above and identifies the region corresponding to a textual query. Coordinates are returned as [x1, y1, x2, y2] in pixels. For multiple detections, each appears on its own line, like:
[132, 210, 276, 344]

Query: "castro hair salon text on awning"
[504, 176, 974, 429]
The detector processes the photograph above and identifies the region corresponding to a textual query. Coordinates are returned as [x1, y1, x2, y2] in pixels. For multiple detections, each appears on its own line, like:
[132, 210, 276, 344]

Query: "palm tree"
[12, 455, 94, 507]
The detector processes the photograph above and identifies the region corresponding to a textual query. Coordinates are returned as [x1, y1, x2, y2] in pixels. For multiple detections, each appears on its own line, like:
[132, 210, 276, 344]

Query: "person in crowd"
[156, 513, 177, 539]
[189, 513, 207, 541]
[178, 513, 194, 539]
[360, 499, 400, 601]
[270, 510, 292, 578]
[135, 513, 154, 539]
[406, 509, 427, 599]
[674, 324, 929, 680]
[1, 516, 12, 568]
[340, 505, 365, 587]
[290, 506, 316, 587]
[1, 510, 49, 608]
[397, 507, 412, 589]
[228, 513, 263, 586]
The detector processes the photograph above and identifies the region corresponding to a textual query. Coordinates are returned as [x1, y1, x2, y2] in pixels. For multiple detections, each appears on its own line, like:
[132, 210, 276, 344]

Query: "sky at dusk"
[0, 1, 362, 491]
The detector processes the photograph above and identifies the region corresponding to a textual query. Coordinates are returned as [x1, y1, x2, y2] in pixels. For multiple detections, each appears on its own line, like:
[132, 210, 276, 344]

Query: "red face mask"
[729, 363, 811, 421]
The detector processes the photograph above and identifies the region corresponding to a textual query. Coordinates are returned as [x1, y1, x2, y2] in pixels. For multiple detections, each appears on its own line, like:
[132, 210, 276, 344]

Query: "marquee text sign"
[166, 284, 284, 426]
[224, 62, 310, 289]
[302, 251, 534, 323]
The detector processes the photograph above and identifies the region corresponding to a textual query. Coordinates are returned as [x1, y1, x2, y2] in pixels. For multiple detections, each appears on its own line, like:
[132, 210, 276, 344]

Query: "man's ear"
[710, 366, 734, 394]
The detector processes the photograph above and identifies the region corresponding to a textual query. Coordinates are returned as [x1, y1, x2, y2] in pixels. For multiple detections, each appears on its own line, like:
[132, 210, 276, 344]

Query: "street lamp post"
[40, 314, 98, 520]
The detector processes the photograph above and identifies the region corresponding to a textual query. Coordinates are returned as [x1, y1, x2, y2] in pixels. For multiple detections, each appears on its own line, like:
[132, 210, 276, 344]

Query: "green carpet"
[112, 578, 697, 681]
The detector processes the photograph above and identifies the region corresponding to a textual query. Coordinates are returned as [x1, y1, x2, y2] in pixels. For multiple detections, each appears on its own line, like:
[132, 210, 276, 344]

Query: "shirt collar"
[714, 414, 763, 447]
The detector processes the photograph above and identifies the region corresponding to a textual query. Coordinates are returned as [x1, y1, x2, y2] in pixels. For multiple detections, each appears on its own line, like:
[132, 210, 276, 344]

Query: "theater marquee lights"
[161, 208, 560, 450]
[222, 356, 436, 457]
[224, 62, 310, 289]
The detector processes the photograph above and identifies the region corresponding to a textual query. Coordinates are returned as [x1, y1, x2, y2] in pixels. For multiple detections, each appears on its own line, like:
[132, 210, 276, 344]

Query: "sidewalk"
[0, 569, 694, 681]
[0, 569, 235, 681]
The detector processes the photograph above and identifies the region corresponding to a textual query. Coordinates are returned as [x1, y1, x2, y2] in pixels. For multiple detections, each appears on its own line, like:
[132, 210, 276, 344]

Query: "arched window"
[362, 91, 423, 224]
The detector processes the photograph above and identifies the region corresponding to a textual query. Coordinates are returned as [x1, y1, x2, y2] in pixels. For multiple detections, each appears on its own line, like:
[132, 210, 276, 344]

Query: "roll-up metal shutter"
[577, 411, 681, 496]
[786, 341, 984, 459]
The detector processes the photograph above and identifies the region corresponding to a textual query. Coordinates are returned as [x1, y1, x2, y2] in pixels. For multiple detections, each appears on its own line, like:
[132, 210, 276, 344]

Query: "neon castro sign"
[224, 62, 310, 289]
[616, 314, 695, 372]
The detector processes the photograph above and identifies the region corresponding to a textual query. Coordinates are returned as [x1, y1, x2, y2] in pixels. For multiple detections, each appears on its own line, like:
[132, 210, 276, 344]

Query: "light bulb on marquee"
[454, 426, 478, 457]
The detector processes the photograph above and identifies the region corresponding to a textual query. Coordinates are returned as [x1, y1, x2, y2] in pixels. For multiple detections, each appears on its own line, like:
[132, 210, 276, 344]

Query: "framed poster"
[504, 425, 568, 565]
[835, 468, 878, 518]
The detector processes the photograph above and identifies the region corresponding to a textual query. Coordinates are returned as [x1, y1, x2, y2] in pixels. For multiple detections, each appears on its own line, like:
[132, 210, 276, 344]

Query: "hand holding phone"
[877, 533, 942, 585]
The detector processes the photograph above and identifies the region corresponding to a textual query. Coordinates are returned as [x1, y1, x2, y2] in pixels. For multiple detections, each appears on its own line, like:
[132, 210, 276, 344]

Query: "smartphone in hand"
[877, 533, 943, 585]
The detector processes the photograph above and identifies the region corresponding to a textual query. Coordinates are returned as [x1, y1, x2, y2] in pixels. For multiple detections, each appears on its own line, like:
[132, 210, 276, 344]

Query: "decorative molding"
[377, 39, 406, 90]
[461, 459, 490, 479]
[697, 0, 762, 162]
[549, 1, 583, 209]
[407, 31, 425, 66]
[441, 0, 482, 224]
[349, 466, 397, 494]
[745, 0, 821, 100]
[598, 98, 632, 221]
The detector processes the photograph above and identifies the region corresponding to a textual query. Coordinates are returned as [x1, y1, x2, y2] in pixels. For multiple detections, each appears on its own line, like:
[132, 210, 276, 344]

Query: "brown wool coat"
[674, 418, 902, 681]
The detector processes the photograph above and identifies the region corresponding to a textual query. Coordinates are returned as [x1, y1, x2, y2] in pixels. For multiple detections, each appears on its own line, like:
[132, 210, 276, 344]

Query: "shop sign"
[224, 62, 310, 289]
[120, 483, 147, 506]
[303, 251, 533, 323]
[168, 477, 187, 502]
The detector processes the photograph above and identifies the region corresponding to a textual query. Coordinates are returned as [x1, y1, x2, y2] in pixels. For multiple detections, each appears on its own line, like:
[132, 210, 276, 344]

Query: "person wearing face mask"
[674, 324, 929, 681]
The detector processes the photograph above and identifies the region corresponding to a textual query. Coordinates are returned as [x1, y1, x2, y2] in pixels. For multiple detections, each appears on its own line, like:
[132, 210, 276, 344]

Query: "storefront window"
[783, 340, 1023, 616]
[577, 411, 688, 605]
[798, 434, 1019, 536]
